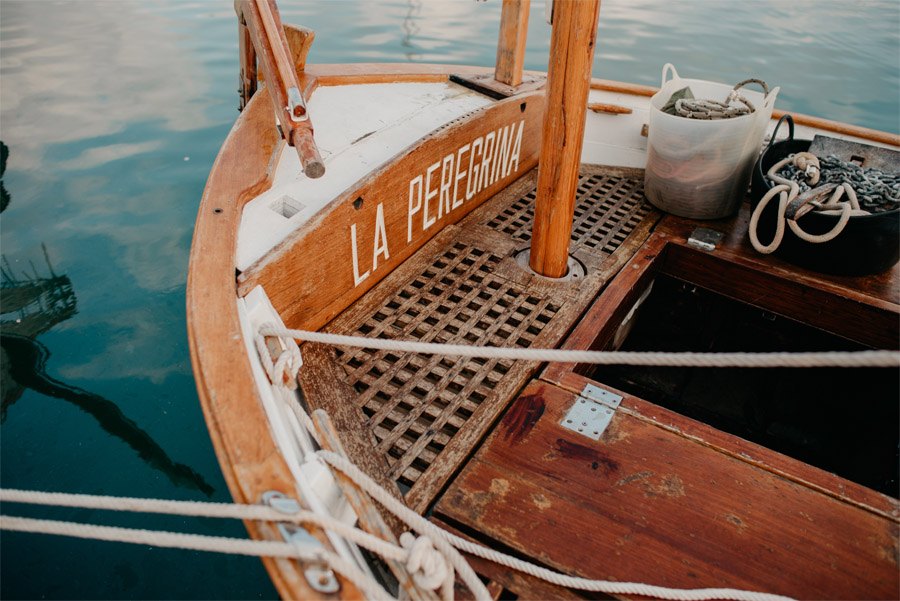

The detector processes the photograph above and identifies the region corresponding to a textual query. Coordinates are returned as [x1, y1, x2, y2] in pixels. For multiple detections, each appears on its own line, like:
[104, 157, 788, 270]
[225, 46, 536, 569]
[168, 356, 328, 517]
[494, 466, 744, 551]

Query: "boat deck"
[301, 165, 899, 599]
[315, 165, 660, 512]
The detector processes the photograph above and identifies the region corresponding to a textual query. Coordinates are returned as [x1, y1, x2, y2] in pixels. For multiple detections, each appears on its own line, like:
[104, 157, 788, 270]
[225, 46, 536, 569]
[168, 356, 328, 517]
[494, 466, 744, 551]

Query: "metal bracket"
[285, 86, 309, 122]
[262, 491, 301, 514]
[687, 227, 724, 252]
[263, 492, 340, 594]
[560, 384, 622, 441]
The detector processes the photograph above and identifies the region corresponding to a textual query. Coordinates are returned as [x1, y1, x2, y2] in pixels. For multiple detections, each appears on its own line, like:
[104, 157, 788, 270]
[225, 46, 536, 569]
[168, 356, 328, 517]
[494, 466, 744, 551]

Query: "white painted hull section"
[237, 82, 492, 270]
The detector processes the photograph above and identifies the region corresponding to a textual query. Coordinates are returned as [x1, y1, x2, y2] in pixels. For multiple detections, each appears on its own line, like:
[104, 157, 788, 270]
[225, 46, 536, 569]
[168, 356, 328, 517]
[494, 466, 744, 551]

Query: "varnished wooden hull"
[189, 63, 900, 599]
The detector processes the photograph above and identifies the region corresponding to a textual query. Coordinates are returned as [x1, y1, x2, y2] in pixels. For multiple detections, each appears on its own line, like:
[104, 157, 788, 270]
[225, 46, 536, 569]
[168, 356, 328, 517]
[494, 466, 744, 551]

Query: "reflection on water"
[1, 334, 214, 496]
[0, 0, 896, 598]
[401, 0, 423, 61]
[1, 141, 9, 213]
[0, 247, 213, 495]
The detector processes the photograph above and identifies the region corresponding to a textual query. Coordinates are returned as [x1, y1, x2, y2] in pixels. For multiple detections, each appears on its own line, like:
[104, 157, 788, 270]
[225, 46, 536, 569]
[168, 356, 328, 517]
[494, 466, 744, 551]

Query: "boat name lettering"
[408, 119, 524, 243]
[348, 119, 524, 289]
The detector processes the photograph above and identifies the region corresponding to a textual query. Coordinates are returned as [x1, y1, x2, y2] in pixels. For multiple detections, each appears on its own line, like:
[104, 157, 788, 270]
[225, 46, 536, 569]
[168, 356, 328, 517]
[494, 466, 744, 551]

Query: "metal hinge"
[560, 384, 622, 441]
[262, 492, 340, 594]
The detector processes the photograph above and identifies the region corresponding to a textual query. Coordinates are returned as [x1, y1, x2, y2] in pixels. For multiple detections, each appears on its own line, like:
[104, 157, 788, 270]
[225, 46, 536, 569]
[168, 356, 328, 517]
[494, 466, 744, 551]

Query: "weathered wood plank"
[430, 518, 584, 601]
[310, 409, 436, 601]
[548, 369, 900, 521]
[494, 0, 530, 87]
[436, 380, 900, 599]
[299, 343, 407, 511]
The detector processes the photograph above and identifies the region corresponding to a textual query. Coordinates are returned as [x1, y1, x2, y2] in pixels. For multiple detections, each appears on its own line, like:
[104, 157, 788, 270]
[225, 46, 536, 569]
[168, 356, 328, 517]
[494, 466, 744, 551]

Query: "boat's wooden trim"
[237, 91, 547, 331]
[589, 78, 900, 147]
[186, 90, 361, 599]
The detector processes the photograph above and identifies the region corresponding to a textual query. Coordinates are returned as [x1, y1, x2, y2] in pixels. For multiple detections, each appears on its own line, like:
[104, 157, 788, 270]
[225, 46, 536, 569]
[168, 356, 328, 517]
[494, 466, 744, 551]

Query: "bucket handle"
[765, 114, 794, 152]
[661, 63, 680, 87]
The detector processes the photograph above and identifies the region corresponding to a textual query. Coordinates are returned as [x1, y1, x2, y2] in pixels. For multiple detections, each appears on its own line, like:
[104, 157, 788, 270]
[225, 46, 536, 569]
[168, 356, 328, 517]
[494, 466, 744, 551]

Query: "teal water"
[0, 1, 897, 598]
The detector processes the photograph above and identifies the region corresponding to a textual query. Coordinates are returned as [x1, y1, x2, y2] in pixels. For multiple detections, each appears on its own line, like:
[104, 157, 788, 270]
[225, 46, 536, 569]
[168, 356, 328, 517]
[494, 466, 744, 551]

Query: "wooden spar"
[494, 0, 530, 87]
[237, 0, 325, 178]
[529, 0, 601, 278]
[237, 13, 257, 111]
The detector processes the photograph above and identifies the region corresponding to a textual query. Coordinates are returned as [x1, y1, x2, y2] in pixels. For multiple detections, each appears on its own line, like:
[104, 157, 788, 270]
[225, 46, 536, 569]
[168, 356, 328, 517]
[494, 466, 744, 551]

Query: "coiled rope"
[749, 152, 870, 254]
[675, 78, 770, 120]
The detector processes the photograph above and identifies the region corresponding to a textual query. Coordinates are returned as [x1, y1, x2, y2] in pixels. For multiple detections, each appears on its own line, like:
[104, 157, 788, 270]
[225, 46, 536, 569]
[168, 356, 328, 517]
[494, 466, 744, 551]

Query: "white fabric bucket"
[644, 64, 779, 219]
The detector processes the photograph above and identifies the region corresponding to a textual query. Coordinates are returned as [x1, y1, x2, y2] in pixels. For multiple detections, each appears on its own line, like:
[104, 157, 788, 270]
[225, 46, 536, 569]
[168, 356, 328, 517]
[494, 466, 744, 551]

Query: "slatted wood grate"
[486, 173, 651, 255]
[326, 167, 657, 507]
[334, 241, 561, 491]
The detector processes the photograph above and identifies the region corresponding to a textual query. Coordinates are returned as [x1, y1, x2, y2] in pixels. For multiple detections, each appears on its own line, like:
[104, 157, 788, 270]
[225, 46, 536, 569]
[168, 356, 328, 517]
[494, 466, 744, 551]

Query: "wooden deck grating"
[323, 165, 660, 511]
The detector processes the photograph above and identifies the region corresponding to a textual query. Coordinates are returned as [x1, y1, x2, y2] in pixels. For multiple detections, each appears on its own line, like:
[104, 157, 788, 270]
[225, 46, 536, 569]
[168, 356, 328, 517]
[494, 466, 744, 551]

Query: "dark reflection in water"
[1, 333, 214, 496]
[1, 141, 9, 213]
[1, 248, 213, 495]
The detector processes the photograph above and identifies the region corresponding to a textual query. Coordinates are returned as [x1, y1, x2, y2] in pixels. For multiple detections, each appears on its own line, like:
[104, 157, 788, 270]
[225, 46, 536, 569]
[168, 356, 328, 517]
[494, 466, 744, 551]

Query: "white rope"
[315, 452, 792, 601]
[0, 477, 794, 601]
[0, 489, 438, 590]
[0, 515, 394, 601]
[258, 326, 899, 368]
[255, 321, 303, 390]
[749, 153, 869, 255]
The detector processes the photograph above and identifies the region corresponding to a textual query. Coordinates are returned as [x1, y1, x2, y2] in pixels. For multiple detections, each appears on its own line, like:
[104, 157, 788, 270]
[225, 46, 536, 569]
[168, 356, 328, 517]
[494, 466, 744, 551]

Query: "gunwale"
[187, 62, 900, 599]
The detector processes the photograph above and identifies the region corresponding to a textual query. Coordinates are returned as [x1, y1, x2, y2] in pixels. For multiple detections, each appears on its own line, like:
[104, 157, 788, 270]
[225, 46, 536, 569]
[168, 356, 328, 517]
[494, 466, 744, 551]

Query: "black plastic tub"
[750, 114, 899, 276]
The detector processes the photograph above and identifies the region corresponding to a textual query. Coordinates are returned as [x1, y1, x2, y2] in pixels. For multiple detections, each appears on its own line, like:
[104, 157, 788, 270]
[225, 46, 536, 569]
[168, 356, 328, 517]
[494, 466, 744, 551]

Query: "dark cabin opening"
[587, 274, 899, 497]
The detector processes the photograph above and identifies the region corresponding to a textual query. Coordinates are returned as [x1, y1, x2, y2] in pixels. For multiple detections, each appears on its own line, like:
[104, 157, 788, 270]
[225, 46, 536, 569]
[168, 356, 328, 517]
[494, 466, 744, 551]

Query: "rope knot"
[255, 324, 303, 390]
[399, 532, 450, 591]
[793, 152, 821, 185]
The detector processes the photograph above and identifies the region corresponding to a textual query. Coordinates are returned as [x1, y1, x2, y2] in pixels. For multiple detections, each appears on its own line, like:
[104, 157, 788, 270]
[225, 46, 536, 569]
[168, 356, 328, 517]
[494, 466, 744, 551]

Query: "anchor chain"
[675, 78, 770, 120]
[774, 155, 900, 213]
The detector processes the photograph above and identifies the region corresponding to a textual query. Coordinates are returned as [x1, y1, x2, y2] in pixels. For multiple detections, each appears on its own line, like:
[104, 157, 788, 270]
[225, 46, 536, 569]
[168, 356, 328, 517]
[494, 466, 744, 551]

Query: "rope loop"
[749, 153, 864, 254]
[400, 532, 453, 594]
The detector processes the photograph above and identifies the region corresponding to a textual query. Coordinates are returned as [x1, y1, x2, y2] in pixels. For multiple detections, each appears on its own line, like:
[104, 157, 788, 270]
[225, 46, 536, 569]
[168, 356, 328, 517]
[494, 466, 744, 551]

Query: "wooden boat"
[187, 1, 900, 598]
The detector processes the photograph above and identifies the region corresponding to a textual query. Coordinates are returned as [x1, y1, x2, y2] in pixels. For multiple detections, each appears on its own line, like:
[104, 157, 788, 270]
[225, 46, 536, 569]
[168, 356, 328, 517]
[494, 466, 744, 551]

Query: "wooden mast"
[529, 0, 601, 278]
[494, 0, 530, 87]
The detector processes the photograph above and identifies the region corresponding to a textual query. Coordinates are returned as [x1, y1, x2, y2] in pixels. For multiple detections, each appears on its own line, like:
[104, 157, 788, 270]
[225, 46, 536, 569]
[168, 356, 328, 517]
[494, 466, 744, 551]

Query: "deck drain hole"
[270, 195, 305, 219]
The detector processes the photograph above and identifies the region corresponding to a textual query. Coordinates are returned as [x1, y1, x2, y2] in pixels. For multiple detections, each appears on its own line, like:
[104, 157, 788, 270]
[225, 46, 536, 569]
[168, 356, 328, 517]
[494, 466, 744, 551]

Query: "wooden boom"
[237, 0, 325, 178]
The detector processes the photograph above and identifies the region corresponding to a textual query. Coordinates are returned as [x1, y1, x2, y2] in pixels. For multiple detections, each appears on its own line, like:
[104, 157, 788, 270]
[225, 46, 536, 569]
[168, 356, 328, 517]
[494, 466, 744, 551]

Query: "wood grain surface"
[436, 379, 900, 600]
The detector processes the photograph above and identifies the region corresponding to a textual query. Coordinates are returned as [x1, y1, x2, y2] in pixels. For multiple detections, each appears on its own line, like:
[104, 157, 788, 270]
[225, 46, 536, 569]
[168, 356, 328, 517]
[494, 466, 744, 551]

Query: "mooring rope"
[257, 326, 899, 368]
[0, 514, 394, 601]
[0, 479, 792, 601]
